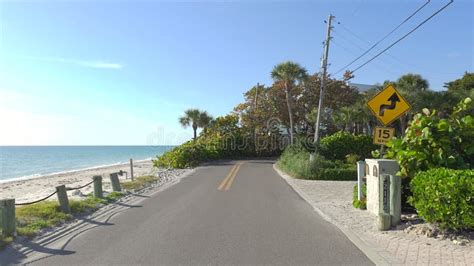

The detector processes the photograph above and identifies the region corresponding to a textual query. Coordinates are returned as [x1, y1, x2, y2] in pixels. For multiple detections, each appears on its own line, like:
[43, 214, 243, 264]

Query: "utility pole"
[313, 14, 335, 146]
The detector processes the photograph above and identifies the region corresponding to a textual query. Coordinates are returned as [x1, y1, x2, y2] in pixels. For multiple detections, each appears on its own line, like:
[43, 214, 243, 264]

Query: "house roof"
[348, 82, 378, 92]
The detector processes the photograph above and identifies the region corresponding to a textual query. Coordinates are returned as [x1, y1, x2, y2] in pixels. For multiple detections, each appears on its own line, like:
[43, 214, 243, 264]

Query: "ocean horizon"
[0, 145, 174, 182]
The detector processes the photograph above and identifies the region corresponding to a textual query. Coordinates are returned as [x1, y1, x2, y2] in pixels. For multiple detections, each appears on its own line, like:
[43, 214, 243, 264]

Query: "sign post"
[367, 84, 411, 126]
[366, 84, 410, 231]
[367, 84, 411, 148]
[373, 126, 395, 145]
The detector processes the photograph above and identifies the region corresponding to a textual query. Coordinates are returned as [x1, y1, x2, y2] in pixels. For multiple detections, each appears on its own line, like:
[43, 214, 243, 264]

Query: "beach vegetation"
[155, 114, 284, 168]
[14, 192, 124, 239]
[122, 175, 160, 191]
[0, 236, 13, 250]
[16, 201, 72, 238]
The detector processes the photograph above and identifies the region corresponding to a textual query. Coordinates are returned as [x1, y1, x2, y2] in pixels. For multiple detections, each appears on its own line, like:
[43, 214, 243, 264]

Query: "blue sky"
[0, 0, 472, 145]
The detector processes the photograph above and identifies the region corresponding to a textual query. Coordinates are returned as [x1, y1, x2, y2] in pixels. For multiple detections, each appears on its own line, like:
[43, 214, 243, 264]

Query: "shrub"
[409, 168, 474, 230]
[122, 175, 160, 191]
[154, 114, 284, 169]
[353, 183, 367, 209]
[318, 168, 357, 181]
[319, 131, 377, 161]
[386, 97, 473, 178]
[277, 146, 311, 178]
[346, 153, 361, 164]
[277, 146, 357, 180]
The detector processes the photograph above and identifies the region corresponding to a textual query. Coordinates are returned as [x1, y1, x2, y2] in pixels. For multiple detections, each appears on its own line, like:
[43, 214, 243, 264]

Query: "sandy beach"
[0, 160, 167, 204]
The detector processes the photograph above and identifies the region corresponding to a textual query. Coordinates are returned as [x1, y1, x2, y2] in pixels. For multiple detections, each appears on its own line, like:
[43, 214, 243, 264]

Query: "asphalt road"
[2, 160, 373, 265]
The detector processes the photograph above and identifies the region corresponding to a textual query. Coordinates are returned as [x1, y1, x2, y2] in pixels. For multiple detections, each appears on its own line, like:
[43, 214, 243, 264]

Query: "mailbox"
[365, 159, 399, 216]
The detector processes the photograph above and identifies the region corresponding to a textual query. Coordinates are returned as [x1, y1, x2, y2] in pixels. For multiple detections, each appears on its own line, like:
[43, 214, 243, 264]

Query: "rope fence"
[14, 190, 58, 206]
[14, 179, 97, 206]
[66, 179, 95, 191]
[1, 158, 136, 237]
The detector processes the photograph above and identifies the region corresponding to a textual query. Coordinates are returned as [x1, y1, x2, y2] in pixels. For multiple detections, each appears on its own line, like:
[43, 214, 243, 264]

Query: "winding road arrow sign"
[367, 84, 411, 126]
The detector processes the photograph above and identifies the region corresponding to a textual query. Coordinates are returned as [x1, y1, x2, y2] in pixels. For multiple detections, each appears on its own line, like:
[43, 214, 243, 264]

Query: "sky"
[0, 0, 472, 145]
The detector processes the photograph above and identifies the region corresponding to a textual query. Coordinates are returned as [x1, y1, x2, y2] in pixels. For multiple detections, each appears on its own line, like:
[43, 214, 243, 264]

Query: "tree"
[271, 61, 308, 144]
[298, 74, 360, 135]
[444, 72, 474, 92]
[179, 109, 212, 140]
[199, 111, 214, 135]
[393, 74, 430, 133]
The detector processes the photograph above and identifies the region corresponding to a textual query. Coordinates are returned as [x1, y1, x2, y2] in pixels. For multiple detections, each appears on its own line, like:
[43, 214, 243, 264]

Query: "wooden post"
[93, 175, 103, 198]
[130, 158, 134, 181]
[110, 173, 122, 192]
[0, 199, 16, 237]
[56, 185, 70, 213]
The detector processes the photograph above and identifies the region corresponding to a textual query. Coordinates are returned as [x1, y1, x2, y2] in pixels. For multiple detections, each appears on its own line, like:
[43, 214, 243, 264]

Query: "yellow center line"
[217, 164, 238, 191]
[223, 163, 242, 191]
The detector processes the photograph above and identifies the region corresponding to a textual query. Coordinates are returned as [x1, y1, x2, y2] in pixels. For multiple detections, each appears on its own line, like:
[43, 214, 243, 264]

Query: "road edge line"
[272, 163, 392, 266]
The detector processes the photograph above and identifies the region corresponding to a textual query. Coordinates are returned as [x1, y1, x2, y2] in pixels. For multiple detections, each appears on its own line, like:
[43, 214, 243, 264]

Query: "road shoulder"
[273, 164, 394, 265]
[274, 163, 474, 265]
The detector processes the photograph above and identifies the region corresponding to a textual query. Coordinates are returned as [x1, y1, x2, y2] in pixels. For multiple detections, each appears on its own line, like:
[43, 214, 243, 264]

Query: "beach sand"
[0, 160, 163, 204]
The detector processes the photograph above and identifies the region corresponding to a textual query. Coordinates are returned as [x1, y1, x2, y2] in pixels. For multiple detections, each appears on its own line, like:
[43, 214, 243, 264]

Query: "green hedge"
[319, 131, 377, 161]
[308, 168, 357, 181]
[154, 114, 283, 169]
[277, 146, 356, 181]
[409, 168, 474, 230]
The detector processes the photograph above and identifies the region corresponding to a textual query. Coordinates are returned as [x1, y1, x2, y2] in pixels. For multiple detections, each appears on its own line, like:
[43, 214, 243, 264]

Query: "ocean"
[0, 146, 174, 182]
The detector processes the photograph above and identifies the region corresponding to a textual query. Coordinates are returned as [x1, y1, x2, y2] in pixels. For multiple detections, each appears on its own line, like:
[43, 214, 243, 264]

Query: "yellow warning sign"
[367, 84, 411, 126]
[373, 126, 395, 145]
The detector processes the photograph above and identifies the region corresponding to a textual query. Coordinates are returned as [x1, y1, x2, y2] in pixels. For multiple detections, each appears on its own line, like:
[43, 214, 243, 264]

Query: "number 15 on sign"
[373, 127, 395, 145]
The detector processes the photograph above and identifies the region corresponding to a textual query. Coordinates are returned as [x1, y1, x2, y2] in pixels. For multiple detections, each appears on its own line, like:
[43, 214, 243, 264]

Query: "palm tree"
[179, 109, 214, 140]
[179, 109, 202, 140]
[198, 111, 214, 135]
[333, 106, 354, 132]
[271, 61, 308, 144]
[395, 74, 429, 133]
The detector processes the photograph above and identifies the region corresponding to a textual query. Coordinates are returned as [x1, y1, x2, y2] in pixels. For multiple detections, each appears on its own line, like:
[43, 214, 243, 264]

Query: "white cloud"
[20, 56, 123, 69]
[446, 52, 461, 58]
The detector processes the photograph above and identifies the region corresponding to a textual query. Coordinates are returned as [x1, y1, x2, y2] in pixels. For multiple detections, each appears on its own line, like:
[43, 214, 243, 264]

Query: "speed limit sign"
[373, 126, 395, 145]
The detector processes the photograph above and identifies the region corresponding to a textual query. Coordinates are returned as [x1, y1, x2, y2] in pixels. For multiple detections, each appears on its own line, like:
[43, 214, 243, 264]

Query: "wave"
[0, 158, 154, 184]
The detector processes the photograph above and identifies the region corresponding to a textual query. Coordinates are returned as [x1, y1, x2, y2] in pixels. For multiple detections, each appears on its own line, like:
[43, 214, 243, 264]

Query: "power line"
[350, 0, 454, 74]
[333, 0, 431, 75]
[332, 29, 368, 52]
[335, 20, 459, 77]
[332, 39, 400, 76]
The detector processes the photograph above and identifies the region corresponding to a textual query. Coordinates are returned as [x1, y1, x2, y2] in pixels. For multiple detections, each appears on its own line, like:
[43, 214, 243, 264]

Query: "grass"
[0, 236, 13, 250]
[14, 192, 124, 239]
[1, 184, 141, 250]
[121, 175, 160, 191]
[277, 148, 357, 181]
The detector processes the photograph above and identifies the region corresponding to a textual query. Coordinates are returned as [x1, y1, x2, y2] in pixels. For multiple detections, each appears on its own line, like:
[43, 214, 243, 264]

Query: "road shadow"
[0, 239, 76, 265]
[130, 193, 150, 198]
[202, 158, 276, 167]
[0, 198, 139, 264]
[115, 202, 142, 208]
